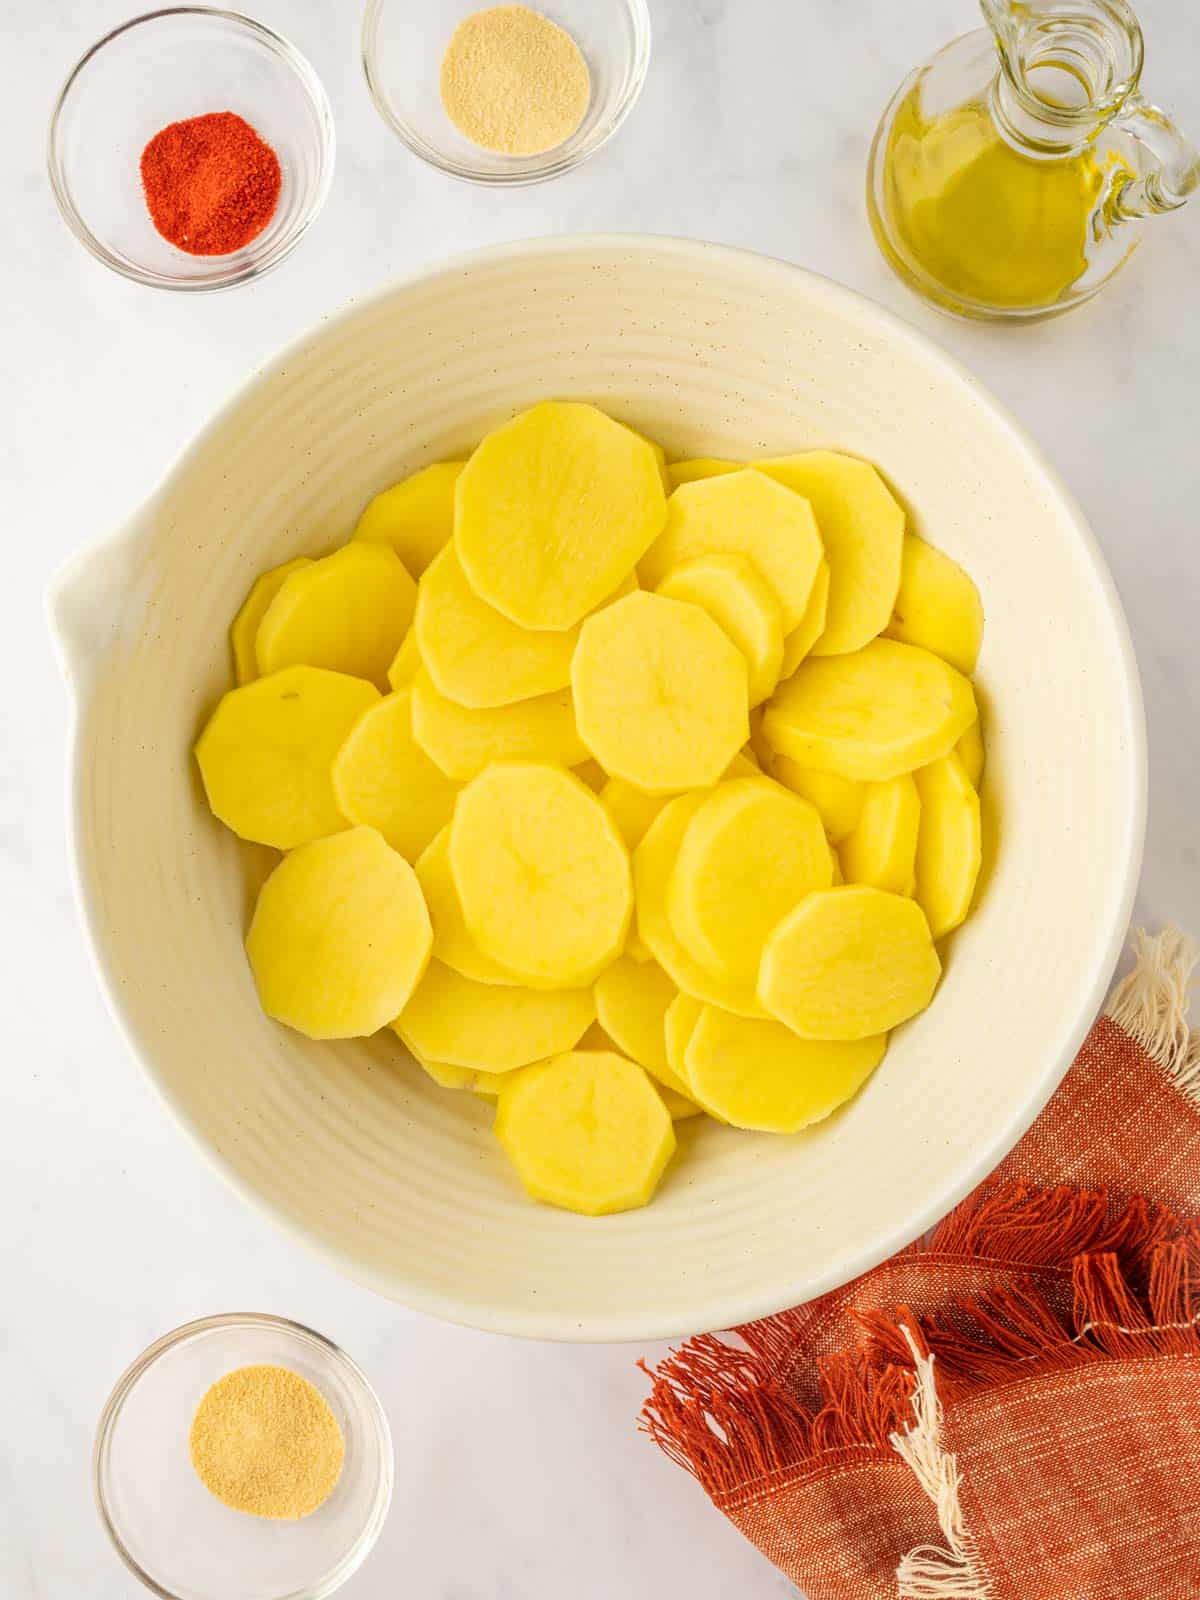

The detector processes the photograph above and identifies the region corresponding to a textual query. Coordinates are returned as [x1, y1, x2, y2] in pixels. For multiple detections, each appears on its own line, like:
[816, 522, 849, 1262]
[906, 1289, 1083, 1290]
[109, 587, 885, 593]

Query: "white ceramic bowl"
[51, 237, 1144, 1342]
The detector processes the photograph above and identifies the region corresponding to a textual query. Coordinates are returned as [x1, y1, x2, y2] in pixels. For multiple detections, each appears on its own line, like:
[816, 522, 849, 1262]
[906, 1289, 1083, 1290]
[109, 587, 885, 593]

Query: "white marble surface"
[3, 1, 1198, 1595]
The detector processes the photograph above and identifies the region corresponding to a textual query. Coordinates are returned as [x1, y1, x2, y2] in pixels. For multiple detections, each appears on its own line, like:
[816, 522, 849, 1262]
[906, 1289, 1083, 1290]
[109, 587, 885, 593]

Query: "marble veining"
[3, 1, 1197, 1595]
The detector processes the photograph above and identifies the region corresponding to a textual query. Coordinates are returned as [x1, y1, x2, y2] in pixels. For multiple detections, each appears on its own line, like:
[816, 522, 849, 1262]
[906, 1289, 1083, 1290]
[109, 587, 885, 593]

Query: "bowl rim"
[360, 0, 652, 186]
[46, 5, 336, 293]
[51, 234, 1147, 1341]
[92, 1311, 394, 1600]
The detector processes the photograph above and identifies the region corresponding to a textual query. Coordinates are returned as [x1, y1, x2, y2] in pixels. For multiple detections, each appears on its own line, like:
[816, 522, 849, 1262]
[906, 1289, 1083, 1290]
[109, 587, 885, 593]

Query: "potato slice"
[759, 886, 941, 1039]
[412, 1054, 518, 1098]
[450, 763, 632, 986]
[332, 689, 459, 862]
[416, 548, 636, 710]
[640, 469, 823, 632]
[230, 558, 312, 685]
[758, 452, 904, 656]
[885, 535, 984, 675]
[394, 961, 594, 1070]
[495, 1051, 676, 1216]
[658, 1085, 704, 1120]
[779, 560, 830, 678]
[573, 591, 749, 792]
[685, 1007, 887, 1132]
[256, 542, 417, 691]
[914, 754, 982, 939]
[663, 994, 704, 1089]
[195, 666, 380, 849]
[456, 401, 666, 630]
[762, 638, 976, 781]
[387, 628, 422, 689]
[634, 793, 768, 1018]
[666, 458, 742, 489]
[411, 671, 587, 780]
[415, 827, 522, 986]
[353, 461, 464, 576]
[840, 774, 920, 895]
[957, 718, 985, 788]
[669, 777, 832, 984]
[772, 759, 866, 845]
[416, 543, 577, 708]
[247, 827, 431, 1038]
[656, 552, 784, 706]
[600, 778, 666, 851]
[593, 956, 686, 1094]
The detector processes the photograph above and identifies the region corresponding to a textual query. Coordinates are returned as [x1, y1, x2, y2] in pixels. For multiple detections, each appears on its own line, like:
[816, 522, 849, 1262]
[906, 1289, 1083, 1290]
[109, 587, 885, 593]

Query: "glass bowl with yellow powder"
[363, 0, 650, 183]
[93, 1313, 392, 1599]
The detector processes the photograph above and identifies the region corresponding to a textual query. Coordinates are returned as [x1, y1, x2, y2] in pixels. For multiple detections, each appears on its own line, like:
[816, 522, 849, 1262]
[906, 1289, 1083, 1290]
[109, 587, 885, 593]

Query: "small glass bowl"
[363, 0, 651, 185]
[48, 8, 335, 291]
[94, 1313, 393, 1600]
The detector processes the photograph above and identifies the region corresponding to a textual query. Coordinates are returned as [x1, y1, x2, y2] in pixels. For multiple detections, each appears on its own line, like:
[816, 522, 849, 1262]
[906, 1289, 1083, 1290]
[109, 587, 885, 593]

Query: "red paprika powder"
[140, 111, 282, 256]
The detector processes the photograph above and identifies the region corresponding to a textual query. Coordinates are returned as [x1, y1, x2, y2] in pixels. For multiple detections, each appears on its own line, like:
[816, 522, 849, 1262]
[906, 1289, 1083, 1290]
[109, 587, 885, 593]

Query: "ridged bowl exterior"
[53, 237, 1144, 1341]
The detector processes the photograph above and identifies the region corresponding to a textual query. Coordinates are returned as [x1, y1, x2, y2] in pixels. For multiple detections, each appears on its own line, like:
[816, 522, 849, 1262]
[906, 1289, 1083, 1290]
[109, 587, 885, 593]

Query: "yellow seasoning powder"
[189, 1364, 345, 1520]
[440, 5, 591, 157]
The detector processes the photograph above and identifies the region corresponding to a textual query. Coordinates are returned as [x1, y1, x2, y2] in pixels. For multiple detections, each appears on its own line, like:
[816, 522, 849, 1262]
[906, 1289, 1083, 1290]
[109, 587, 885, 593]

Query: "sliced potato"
[840, 774, 920, 895]
[412, 1055, 518, 1098]
[573, 591, 749, 792]
[772, 759, 866, 844]
[778, 560, 831, 679]
[685, 1007, 887, 1132]
[913, 754, 982, 939]
[230, 558, 312, 685]
[758, 452, 904, 655]
[762, 638, 976, 781]
[195, 666, 379, 849]
[669, 777, 832, 984]
[332, 689, 459, 862]
[394, 960, 594, 1069]
[666, 458, 743, 489]
[256, 542, 417, 691]
[387, 628, 422, 689]
[759, 886, 941, 1039]
[640, 469, 823, 632]
[600, 778, 666, 851]
[593, 956, 686, 1094]
[353, 461, 464, 576]
[663, 993, 704, 1089]
[634, 792, 768, 1018]
[418, 542, 574, 707]
[657, 1085, 704, 1120]
[495, 1051, 675, 1216]
[456, 401, 666, 630]
[415, 827, 522, 986]
[885, 534, 984, 675]
[417, 547, 634, 710]
[450, 762, 632, 986]
[657, 552, 784, 706]
[957, 718, 985, 788]
[247, 827, 431, 1038]
[411, 671, 588, 780]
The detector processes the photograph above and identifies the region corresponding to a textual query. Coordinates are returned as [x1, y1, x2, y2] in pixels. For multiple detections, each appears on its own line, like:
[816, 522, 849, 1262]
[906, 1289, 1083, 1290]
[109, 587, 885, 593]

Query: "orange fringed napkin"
[642, 930, 1200, 1599]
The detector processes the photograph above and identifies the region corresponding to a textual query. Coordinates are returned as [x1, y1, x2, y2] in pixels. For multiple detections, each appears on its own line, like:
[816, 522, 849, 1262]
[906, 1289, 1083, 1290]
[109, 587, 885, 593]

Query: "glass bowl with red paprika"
[48, 7, 335, 291]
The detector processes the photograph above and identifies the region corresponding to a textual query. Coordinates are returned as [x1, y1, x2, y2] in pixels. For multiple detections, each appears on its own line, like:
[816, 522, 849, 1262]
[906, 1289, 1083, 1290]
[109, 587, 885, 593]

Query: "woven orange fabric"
[643, 931, 1200, 1599]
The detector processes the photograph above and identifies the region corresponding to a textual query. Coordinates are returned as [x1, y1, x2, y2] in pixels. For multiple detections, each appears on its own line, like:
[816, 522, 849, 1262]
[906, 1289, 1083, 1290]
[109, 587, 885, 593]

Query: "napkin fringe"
[642, 1236, 1199, 1507]
[639, 1338, 914, 1501]
[1105, 926, 1199, 1104]
[861, 1234, 1200, 1396]
[738, 1180, 1179, 1380]
[892, 1333, 994, 1599]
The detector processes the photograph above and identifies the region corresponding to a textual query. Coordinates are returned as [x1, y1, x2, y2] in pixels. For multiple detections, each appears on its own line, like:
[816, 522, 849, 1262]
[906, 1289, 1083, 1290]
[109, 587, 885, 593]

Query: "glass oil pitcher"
[866, 0, 1198, 320]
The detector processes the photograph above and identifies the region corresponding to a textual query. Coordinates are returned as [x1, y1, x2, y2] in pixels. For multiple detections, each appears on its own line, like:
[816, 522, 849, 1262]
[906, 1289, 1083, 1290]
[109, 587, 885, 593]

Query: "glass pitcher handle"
[1111, 92, 1200, 218]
